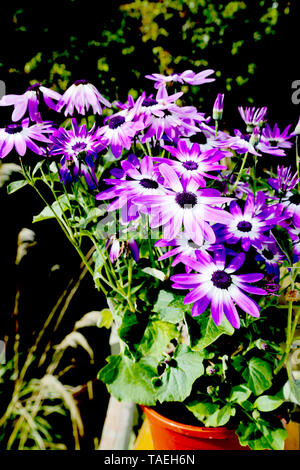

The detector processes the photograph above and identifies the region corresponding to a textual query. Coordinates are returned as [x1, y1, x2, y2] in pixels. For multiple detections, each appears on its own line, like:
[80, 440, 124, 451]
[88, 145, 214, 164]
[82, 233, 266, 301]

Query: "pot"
[141, 405, 249, 450]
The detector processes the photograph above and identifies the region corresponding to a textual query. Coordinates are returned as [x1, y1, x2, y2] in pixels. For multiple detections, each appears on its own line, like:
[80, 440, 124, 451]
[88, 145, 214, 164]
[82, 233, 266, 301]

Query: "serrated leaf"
[98, 355, 157, 405]
[229, 384, 252, 403]
[153, 345, 204, 402]
[243, 357, 273, 395]
[254, 394, 283, 412]
[153, 290, 185, 323]
[187, 310, 234, 351]
[7, 179, 28, 194]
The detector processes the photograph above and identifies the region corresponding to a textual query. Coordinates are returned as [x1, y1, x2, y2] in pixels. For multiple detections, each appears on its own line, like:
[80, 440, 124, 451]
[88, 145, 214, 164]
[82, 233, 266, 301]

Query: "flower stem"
[231, 151, 248, 193]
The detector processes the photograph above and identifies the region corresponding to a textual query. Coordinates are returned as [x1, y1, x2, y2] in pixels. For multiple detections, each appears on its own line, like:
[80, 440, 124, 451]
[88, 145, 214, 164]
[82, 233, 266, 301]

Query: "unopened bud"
[249, 126, 261, 146]
[213, 93, 224, 121]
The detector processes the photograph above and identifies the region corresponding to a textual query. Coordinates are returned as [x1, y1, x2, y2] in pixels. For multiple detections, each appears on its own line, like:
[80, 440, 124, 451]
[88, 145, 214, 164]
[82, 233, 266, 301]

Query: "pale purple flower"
[214, 191, 286, 251]
[0, 83, 62, 122]
[154, 139, 228, 187]
[0, 118, 53, 158]
[171, 248, 266, 329]
[49, 118, 107, 158]
[96, 115, 144, 159]
[95, 155, 165, 223]
[145, 69, 215, 89]
[133, 163, 234, 246]
[56, 79, 111, 116]
[268, 165, 300, 194]
[238, 106, 267, 131]
[260, 123, 294, 150]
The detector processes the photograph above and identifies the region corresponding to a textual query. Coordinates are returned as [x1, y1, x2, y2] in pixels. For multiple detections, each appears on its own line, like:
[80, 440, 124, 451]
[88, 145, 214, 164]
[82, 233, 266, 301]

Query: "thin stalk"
[231, 151, 248, 193]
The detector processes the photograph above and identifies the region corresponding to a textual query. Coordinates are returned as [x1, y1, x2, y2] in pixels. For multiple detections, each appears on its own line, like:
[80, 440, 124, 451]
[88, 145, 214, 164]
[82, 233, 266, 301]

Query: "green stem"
[231, 151, 248, 193]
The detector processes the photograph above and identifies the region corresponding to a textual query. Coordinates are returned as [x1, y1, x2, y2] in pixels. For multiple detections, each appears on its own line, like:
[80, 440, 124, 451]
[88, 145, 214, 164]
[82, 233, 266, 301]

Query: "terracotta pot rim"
[141, 405, 237, 439]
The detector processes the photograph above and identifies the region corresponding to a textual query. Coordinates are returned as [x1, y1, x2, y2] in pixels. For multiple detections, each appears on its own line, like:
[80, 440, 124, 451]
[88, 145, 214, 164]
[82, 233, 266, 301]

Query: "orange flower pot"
[140, 406, 249, 451]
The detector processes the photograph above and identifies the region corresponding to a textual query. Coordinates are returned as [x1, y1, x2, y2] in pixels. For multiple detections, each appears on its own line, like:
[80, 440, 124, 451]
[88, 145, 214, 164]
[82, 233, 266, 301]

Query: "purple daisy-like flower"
[155, 139, 229, 187]
[95, 155, 165, 223]
[0, 83, 62, 122]
[255, 236, 286, 282]
[214, 191, 286, 251]
[170, 249, 266, 329]
[238, 106, 267, 132]
[96, 114, 144, 159]
[133, 163, 234, 246]
[288, 214, 300, 263]
[58, 153, 99, 190]
[0, 118, 53, 158]
[49, 118, 107, 158]
[56, 79, 111, 117]
[268, 165, 300, 194]
[145, 69, 215, 89]
[260, 123, 294, 151]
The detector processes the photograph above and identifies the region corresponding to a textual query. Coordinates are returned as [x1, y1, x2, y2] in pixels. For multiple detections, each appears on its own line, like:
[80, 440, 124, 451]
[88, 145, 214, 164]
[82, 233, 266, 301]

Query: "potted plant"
[1, 69, 300, 451]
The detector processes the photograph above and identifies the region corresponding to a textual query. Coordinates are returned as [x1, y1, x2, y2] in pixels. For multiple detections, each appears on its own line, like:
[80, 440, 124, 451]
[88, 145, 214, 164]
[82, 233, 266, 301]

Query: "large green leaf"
[32, 195, 72, 223]
[254, 394, 283, 412]
[153, 345, 204, 402]
[186, 398, 218, 423]
[153, 290, 185, 323]
[204, 404, 233, 427]
[187, 310, 234, 351]
[98, 355, 157, 405]
[242, 357, 273, 396]
[137, 319, 179, 364]
[228, 384, 252, 404]
[7, 179, 28, 194]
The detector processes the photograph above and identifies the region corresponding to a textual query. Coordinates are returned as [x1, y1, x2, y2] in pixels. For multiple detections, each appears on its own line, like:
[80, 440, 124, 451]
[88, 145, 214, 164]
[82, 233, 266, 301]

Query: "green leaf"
[205, 404, 233, 427]
[98, 355, 156, 405]
[92, 248, 106, 282]
[97, 308, 113, 329]
[186, 399, 218, 423]
[153, 345, 204, 402]
[137, 320, 179, 364]
[32, 195, 71, 223]
[254, 394, 283, 412]
[32, 160, 45, 176]
[229, 384, 252, 404]
[283, 379, 300, 405]
[187, 310, 234, 351]
[7, 179, 28, 194]
[142, 267, 166, 281]
[153, 290, 185, 323]
[242, 357, 273, 396]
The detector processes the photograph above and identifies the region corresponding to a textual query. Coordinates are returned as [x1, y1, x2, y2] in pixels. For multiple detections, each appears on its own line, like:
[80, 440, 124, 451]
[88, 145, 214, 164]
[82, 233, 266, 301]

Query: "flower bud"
[249, 126, 261, 146]
[206, 365, 216, 375]
[213, 93, 224, 121]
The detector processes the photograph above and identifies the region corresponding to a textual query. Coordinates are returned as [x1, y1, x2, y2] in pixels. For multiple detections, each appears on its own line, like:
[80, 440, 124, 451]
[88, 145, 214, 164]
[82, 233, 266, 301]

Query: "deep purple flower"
[154, 139, 229, 187]
[171, 249, 266, 329]
[0, 118, 53, 158]
[145, 69, 215, 89]
[58, 153, 99, 190]
[105, 237, 139, 263]
[260, 123, 294, 151]
[255, 236, 286, 282]
[95, 155, 165, 223]
[49, 118, 107, 158]
[56, 79, 111, 116]
[214, 191, 286, 251]
[268, 165, 300, 194]
[0, 83, 62, 122]
[288, 213, 300, 263]
[133, 163, 234, 246]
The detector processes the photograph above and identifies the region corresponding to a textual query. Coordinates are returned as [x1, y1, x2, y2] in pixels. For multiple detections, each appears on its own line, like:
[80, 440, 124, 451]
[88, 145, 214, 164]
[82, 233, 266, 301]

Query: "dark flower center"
[211, 270, 232, 289]
[139, 178, 159, 189]
[289, 193, 300, 205]
[237, 220, 252, 232]
[268, 139, 279, 147]
[175, 191, 197, 208]
[187, 239, 198, 248]
[5, 124, 23, 134]
[108, 116, 126, 129]
[74, 79, 88, 86]
[72, 141, 87, 153]
[182, 160, 198, 171]
[262, 249, 274, 260]
[27, 83, 41, 92]
[143, 97, 158, 107]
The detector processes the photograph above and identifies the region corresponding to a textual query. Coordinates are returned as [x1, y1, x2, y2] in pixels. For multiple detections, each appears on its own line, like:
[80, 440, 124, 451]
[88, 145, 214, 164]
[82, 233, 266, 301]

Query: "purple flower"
[213, 94, 224, 121]
[96, 114, 144, 159]
[0, 118, 53, 158]
[154, 139, 228, 187]
[170, 249, 266, 329]
[255, 237, 286, 282]
[0, 83, 62, 122]
[133, 163, 234, 246]
[49, 118, 107, 158]
[95, 155, 165, 223]
[105, 237, 139, 263]
[56, 79, 111, 116]
[145, 69, 215, 89]
[288, 213, 300, 263]
[214, 191, 286, 252]
[260, 123, 294, 151]
[58, 153, 99, 190]
[268, 165, 300, 194]
[238, 106, 267, 131]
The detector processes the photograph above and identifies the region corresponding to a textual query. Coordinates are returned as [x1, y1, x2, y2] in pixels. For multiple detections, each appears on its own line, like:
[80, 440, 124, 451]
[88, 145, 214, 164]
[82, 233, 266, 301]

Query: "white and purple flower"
[171, 248, 266, 329]
[145, 69, 215, 89]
